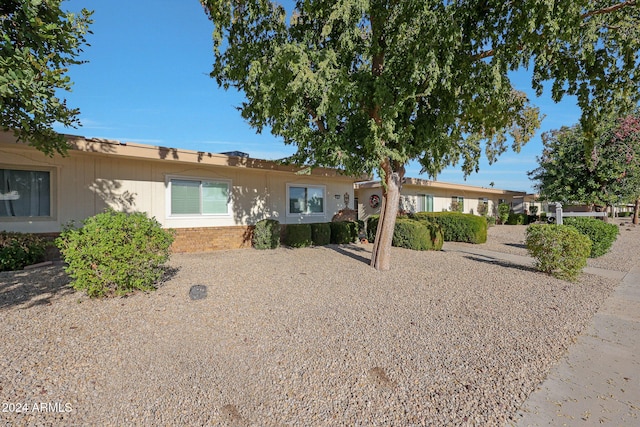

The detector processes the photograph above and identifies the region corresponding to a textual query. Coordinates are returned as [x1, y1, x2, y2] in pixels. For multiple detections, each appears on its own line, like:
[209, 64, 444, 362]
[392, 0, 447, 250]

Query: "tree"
[606, 114, 640, 223]
[529, 112, 640, 223]
[0, 0, 93, 156]
[529, 124, 622, 208]
[201, 0, 640, 270]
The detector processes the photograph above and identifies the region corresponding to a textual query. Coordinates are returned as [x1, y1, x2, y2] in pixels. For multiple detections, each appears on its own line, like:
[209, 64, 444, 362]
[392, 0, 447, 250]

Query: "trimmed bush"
[366, 215, 380, 242]
[284, 224, 312, 248]
[253, 219, 280, 249]
[365, 216, 443, 250]
[525, 224, 591, 281]
[311, 223, 331, 246]
[392, 219, 444, 251]
[330, 221, 358, 244]
[563, 217, 619, 258]
[498, 203, 510, 224]
[507, 213, 528, 225]
[0, 232, 47, 271]
[411, 212, 487, 243]
[56, 210, 175, 297]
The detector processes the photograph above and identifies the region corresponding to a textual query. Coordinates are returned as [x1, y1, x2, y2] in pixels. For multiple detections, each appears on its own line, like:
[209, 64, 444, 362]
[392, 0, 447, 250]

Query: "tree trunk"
[370, 161, 404, 271]
[634, 197, 640, 225]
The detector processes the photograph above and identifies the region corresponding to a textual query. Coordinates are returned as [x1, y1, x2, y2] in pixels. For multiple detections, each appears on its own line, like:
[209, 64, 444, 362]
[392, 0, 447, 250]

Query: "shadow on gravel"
[156, 266, 180, 289]
[462, 255, 539, 274]
[505, 243, 527, 249]
[0, 265, 73, 310]
[326, 244, 371, 265]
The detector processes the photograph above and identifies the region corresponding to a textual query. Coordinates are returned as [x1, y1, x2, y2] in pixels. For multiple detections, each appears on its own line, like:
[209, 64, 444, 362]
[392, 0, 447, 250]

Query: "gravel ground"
[1, 221, 637, 426]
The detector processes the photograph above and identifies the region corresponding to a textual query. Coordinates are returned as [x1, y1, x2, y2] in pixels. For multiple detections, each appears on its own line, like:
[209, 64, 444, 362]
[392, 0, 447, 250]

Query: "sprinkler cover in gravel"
[189, 285, 207, 300]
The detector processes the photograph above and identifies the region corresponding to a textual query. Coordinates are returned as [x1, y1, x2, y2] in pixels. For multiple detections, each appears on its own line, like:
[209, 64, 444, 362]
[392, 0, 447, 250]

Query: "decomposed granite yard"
[1, 221, 638, 426]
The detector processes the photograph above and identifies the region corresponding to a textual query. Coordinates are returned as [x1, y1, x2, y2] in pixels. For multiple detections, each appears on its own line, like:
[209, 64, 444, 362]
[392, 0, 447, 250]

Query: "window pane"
[289, 186, 306, 213]
[307, 187, 324, 213]
[171, 180, 200, 214]
[202, 182, 228, 214]
[426, 195, 433, 212]
[0, 169, 50, 217]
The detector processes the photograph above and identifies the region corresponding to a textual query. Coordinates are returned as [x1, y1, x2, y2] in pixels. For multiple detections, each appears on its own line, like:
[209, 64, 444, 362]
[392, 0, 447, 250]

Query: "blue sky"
[55, 0, 583, 193]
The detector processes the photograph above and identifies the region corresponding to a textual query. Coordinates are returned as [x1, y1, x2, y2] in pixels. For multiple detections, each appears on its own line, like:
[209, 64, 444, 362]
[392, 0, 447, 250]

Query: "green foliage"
[0, 0, 93, 156]
[486, 216, 497, 226]
[366, 215, 380, 243]
[563, 217, 619, 258]
[56, 210, 174, 297]
[310, 222, 331, 246]
[411, 212, 487, 244]
[0, 232, 46, 271]
[507, 213, 528, 225]
[525, 224, 591, 281]
[330, 221, 358, 244]
[498, 203, 511, 225]
[253, 219, 280, 249]
[529, 113, 640, 208]
[283, 224, 312, 248]
[202, 0, 640, 268]
[392, 219, 443, 251]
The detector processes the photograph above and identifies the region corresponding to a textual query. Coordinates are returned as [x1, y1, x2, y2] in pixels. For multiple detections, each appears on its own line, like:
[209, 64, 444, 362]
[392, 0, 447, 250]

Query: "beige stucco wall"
[0, 138, 356, 233]
[356, 182, 526, 222]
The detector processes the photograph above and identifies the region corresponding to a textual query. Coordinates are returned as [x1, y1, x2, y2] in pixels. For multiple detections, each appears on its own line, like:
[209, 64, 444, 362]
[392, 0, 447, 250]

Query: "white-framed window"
[418, 194, 434, 212]
[0, 168, 51, 217]
[168, 177, 230, 216]
[287, 184, 325, 216]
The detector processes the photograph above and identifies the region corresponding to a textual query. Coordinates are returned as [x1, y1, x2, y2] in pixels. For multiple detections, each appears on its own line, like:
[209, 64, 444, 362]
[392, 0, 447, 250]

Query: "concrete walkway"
[444, 244, 640, 426]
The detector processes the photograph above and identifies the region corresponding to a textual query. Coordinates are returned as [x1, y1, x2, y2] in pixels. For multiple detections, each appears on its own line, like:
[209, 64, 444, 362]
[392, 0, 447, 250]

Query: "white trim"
[286, 183, 326, 217]
[166, 175, 232, 219]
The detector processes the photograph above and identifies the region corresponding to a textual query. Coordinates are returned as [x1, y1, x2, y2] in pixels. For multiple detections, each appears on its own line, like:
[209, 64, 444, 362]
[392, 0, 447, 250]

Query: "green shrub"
[310, 223, 331, 246]
[253, 219, 280, 249]
[486, 216, 497, 226]
[411, 212, 487, 243]
[498, 203, 510, 224]
[0, 232, 47, 271]
[525, 224, 591, 281]
[365, 216, 443, 250]
[507, 213, 528, 225]
[392, 219, 443, 251]
[366, 215, 380, 242]
[284, 224, 312, 248]
[56, 210, 174, 297]
[330, 221, 358, 244]
[563, 217, 619, 257]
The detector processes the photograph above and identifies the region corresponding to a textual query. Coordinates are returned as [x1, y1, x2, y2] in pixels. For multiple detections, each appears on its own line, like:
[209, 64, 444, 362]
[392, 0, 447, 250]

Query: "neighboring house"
[355, 178, 529, 222]
[0, 131, 360, 252]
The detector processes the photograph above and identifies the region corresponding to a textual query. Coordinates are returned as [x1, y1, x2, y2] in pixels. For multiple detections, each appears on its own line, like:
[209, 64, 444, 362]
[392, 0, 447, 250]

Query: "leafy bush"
[392, 219, 443, 251]
[253, 219, 280, 249]
[486, 216, 497, 226]
[562, 217, 619, 257]
[330, 221, 358, 244]
[365, 216, 443, 250]
[411, 212, 487, 243]
[525, 224, 591, 281]
[0, 232, 47, 271]
[498, 203, 511, 224]
[507, 213, 528, 225]
[56, 210, 175, 297]
[310, 223, 331, 246]
[366, 215, 380, 242]
[284, 224, 312, 248]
